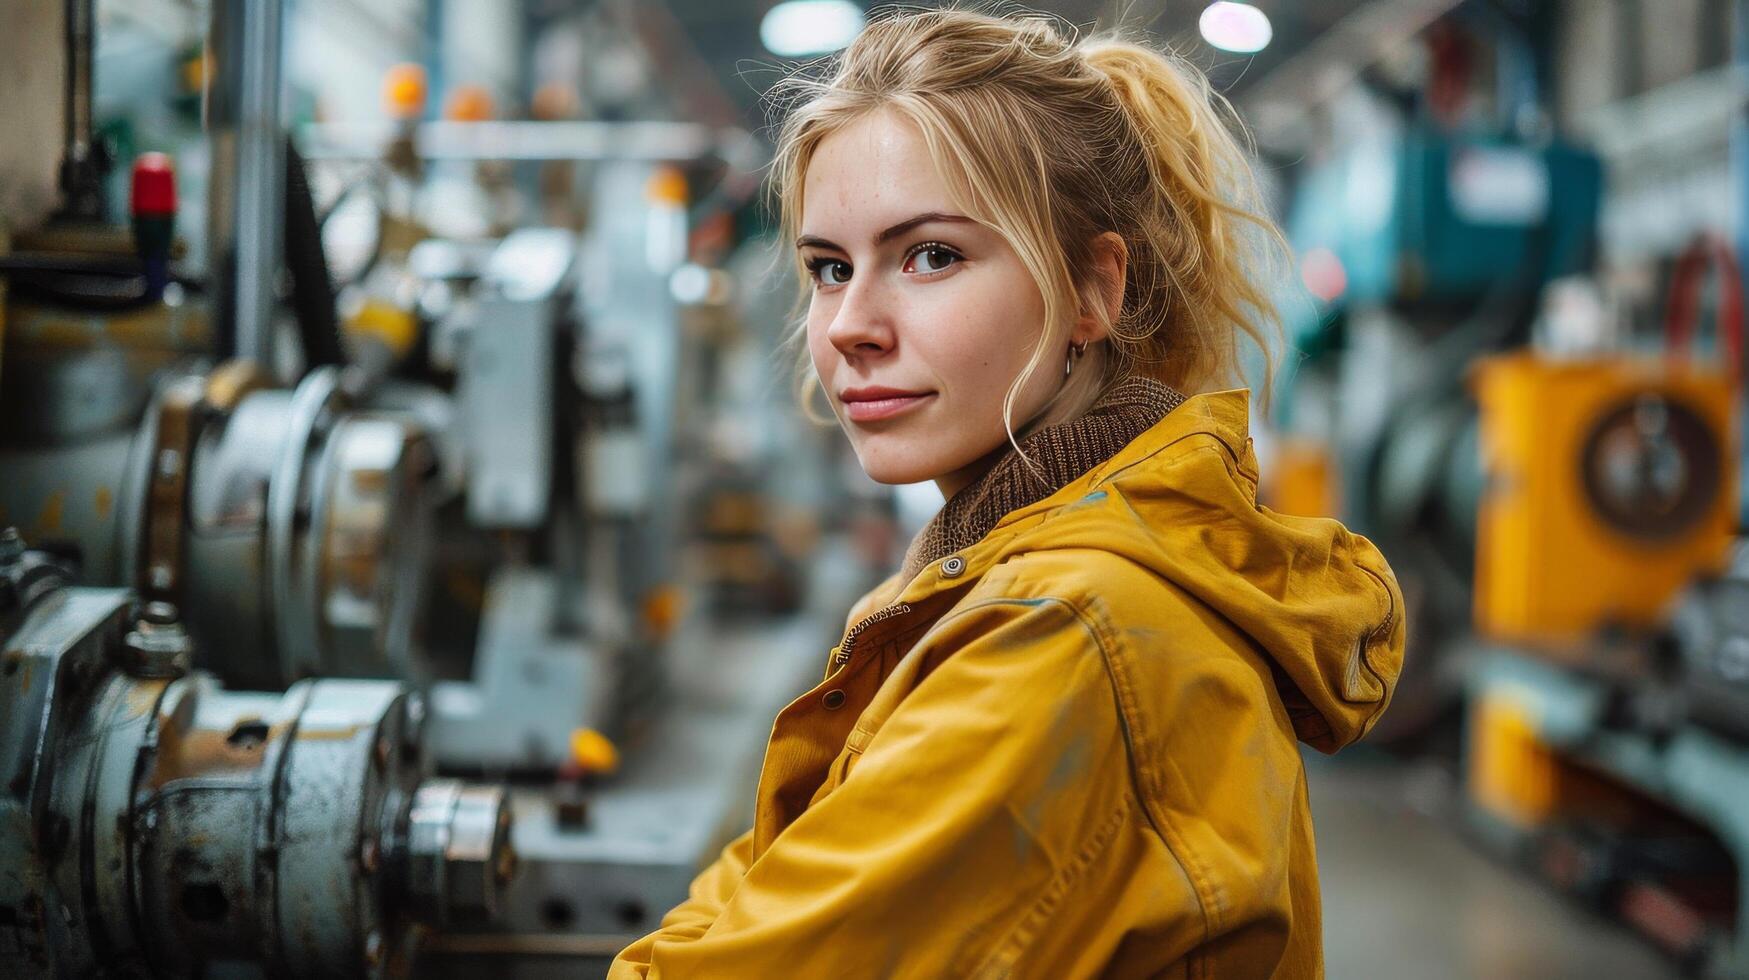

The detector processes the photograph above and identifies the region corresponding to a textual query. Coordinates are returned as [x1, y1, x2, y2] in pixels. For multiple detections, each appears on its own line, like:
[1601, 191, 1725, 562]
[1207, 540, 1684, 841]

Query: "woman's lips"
[842, 392, 935, 422]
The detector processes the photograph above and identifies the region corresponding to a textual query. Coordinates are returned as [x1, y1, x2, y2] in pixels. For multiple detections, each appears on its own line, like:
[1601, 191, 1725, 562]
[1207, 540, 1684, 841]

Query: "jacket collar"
[899, 376, 1189, 581]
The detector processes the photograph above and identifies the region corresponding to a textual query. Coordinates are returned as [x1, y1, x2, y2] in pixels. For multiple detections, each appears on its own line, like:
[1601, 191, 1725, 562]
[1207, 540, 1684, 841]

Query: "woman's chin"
[851, 439, 948, 487]
[853, 436, 1003, 489]
[857, 457, 939, 487]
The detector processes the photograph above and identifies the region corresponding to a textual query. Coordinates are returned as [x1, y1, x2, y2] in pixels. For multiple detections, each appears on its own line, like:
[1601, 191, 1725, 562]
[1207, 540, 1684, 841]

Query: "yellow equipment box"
[1471, 352, 1737, 652]
[1263, 435, 1340, 519]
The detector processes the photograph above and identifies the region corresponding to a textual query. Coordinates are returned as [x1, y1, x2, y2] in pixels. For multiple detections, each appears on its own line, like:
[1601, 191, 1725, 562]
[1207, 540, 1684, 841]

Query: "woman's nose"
[825, 280, 897, 358]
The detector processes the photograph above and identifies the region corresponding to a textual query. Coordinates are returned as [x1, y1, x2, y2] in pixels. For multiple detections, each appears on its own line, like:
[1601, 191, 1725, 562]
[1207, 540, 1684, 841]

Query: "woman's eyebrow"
[795, 212, 974, 251]
[873, 211, 973, 244]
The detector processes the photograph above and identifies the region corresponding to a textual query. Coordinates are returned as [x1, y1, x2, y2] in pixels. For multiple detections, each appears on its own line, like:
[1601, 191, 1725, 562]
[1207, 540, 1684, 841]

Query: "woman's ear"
[1076, 231, 1128, 344]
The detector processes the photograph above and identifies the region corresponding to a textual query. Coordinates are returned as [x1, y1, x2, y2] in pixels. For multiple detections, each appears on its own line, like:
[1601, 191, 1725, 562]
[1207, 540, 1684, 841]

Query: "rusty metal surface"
[0, 429, 136, 582]
[0, 548, 514, 977]
[181, 381, 295, 688]
[201, 358, 272, 413]
[139, 373, 203, 600]
[0, 581, 135, 975]
[274, 679, 403, 976]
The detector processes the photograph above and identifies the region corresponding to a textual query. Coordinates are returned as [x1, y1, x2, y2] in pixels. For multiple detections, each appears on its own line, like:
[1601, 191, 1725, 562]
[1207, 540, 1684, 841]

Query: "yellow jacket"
[610, 388, 1406, 978]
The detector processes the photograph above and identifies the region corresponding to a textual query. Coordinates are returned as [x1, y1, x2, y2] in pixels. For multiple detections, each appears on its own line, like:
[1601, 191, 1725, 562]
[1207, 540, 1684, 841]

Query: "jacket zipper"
[831, 603, 912, 669]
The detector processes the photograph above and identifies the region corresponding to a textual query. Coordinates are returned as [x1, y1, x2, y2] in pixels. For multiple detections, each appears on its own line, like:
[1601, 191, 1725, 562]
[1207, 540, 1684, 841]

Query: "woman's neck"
[933, 439, 1016, 500]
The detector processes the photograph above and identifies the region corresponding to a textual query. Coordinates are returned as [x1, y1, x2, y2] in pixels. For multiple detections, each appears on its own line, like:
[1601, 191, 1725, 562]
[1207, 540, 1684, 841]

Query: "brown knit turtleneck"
[899, 376, 1189, 581]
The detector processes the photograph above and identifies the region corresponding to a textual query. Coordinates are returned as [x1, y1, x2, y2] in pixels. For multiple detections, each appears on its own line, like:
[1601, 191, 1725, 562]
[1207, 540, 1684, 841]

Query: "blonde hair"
[769, 6, 1286, 450]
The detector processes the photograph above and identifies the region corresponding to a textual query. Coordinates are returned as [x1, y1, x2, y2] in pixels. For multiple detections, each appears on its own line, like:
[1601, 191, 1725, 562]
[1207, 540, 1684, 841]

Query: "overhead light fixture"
[761, 0, 865, 58]
[1199, 2, 1273, 54]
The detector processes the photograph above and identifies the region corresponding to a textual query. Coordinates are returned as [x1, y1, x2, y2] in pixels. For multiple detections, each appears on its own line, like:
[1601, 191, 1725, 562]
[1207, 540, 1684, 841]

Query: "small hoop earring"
[1065, 339, 1089, 378]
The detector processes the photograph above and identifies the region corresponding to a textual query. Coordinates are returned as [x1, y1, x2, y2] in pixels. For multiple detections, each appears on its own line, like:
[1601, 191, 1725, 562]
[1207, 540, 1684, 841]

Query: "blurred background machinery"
[7, 0, 1749, 977]
[1242, 1, 1749, 975]
[0, 360, 441, 689]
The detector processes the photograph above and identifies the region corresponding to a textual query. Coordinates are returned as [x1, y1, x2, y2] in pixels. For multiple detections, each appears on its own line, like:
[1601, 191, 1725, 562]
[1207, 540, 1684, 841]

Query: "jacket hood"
[989, 388, 1406, 753]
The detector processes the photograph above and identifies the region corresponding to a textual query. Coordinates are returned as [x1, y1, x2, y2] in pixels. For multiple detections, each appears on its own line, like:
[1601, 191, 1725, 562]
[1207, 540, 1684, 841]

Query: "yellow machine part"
[344, 296, 419, 358]
[568, 728, 620, 776]
[1470, 352, 1737, 651]
[1263, 435, 1340, 518]
[5, 300, 210, 352]
[1468, 689, 1560, 828]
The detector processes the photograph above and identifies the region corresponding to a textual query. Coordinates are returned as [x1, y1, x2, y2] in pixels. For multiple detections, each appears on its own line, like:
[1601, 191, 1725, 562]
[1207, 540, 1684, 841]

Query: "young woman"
[611, 9, 1404, 978]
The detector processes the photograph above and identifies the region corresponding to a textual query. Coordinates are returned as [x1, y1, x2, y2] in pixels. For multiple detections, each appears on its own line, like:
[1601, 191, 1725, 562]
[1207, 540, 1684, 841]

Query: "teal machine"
[1287, 129, 1602, 316]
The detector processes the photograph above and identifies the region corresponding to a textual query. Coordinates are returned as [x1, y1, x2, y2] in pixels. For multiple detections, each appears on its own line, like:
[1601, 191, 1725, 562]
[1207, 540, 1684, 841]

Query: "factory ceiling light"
[761, 0, 865, 58]
[1199, 2, 1273, 54]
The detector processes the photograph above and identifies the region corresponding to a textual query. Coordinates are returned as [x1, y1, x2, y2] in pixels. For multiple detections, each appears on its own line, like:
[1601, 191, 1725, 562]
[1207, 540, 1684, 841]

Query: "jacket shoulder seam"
[989, 429, 1240, 538]
[985, 549, 1206, 637]
[942, 588, 1221, 946]
[1093, 429, 1244, 490]
[1072, 589, 1226, 943]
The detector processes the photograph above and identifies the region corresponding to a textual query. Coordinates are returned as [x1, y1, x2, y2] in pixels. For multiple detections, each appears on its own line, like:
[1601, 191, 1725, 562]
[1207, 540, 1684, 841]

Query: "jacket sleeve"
[608, 596, 1161, 979]
[609, 575, 915, 978]
[606, 827, 755, 976]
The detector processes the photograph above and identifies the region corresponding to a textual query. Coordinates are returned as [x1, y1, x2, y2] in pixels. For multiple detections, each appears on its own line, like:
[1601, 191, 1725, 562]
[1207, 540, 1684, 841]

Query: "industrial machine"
[1393, 135, 1749, 977]
[1, 360, 441, 690]
[1288, 131, 1602, 314]
[1668, 539, 1749, 742]
[411, 226, 632, 772]
[1461, 531, 1749, 976]
[1470, 352, 1737, 652]
[0, 530, 514, 977]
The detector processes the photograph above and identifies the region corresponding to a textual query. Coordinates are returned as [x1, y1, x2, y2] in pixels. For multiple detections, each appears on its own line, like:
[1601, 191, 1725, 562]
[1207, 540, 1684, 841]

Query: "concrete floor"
[1309, 755, 1682, 980]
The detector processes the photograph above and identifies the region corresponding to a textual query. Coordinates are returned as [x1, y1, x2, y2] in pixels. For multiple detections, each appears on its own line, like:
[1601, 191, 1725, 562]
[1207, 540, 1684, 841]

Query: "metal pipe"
[57, 0, 104, 220]
[297, 119, 738, 163]
[62, 0, 92, 171]
[205, 0, 286, 367]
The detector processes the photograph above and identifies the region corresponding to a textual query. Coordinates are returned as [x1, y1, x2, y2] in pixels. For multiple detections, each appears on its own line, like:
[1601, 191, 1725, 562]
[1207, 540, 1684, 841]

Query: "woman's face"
[799, 109, 1061, 497]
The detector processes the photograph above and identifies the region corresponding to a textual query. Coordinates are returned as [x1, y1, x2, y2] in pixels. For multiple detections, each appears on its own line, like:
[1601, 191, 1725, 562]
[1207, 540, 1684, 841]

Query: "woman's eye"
[905, 245, 960, 275]
[809, 259, 852, 286]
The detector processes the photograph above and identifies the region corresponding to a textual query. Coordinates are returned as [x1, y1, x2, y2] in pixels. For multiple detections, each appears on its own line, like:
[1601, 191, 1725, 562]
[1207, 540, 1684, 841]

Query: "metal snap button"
[941, 555, 965, 578]
[823, 689, 847, 710]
